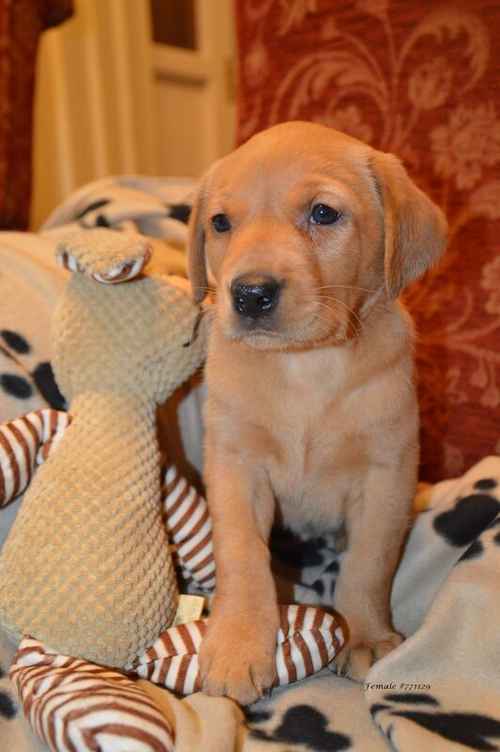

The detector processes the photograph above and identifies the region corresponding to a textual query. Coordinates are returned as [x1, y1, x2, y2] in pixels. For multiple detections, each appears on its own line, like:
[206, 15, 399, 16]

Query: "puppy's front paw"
[199, 617, 277, 705]
[333, 632, 403, 681]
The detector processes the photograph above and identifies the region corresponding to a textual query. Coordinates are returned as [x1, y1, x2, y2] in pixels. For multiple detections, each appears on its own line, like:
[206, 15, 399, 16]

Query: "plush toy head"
[0, 229, 206, 667]
[54, 230, 202, 404]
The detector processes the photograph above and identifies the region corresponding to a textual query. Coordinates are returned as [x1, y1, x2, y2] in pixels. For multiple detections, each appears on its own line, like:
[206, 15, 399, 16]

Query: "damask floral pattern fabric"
[0, 0, 73, 230]
[235, 0, 500, 481]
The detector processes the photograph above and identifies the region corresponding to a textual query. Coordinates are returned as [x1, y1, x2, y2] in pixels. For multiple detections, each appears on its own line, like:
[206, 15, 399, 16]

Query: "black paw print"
[0, 329, 66, 409]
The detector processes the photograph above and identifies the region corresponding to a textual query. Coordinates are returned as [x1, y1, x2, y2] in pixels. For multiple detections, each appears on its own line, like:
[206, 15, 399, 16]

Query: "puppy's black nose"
[231, 275, 281, 319]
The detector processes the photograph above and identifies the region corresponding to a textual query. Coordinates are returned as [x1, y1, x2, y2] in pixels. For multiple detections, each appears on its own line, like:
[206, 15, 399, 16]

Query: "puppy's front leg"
[200, 454, 279, 705]
[333, 458, 415, 680]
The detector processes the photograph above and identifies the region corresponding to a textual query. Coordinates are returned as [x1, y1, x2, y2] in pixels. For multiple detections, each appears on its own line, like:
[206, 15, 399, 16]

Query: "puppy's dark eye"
[211, 213, 231, 233]
[310, 203, 341, 225]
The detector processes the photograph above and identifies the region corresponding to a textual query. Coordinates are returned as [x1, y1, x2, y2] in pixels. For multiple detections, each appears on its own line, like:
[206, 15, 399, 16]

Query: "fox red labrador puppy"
[188, 121, 447, 704]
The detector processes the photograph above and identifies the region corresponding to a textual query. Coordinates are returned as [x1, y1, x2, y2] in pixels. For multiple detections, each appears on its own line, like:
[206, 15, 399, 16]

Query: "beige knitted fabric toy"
[0, 229, 206, 667]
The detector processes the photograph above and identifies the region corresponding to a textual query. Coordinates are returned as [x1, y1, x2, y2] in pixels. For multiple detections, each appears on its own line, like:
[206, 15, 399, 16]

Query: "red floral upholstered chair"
[0, 0, 73, 229]
[234, 0, 500, 481]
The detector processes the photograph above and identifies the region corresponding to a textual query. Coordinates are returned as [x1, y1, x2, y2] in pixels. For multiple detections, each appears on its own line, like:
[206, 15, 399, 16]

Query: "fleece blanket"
[1, 178, 499, 751]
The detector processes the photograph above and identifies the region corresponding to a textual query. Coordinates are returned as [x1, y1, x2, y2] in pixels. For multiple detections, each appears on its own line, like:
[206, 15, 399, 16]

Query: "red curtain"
[0, 0, 73, 230]
[234, 0, 500, 481]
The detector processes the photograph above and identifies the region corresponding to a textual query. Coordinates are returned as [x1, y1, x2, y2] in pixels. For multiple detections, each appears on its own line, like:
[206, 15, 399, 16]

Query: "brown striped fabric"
[11, 608, 343, 749]
[11, 638, 174, 752]
[162, 465, 216, 590]
[130, 605, 345, 695]
[0, 410, 70, 507]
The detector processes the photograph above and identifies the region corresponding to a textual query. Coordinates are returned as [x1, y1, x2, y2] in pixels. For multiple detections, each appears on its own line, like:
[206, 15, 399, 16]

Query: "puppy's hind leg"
[333, 455, 415, 680]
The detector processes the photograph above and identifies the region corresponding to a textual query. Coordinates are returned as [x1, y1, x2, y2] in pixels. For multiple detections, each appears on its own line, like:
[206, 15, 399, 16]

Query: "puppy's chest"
[261, 383, 367, 527]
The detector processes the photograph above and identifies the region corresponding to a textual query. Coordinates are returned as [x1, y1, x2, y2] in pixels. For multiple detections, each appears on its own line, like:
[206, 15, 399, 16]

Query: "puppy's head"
[188, 121, 447, 350]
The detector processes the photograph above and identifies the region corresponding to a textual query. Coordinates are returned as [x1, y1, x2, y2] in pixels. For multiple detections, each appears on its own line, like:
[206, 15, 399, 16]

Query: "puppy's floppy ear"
[370, 151, 448, 299]
[187, 181, 208, 304]
[188, 159, 224, 304]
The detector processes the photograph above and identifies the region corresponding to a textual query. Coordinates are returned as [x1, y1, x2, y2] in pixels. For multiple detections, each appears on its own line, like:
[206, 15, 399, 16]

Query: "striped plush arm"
[163, 465, 216, 591]
[130, 604, 345, 694]
[0, 410, 70, 507]
[9, 613, 343, 752]
[10, 639, 174, 752]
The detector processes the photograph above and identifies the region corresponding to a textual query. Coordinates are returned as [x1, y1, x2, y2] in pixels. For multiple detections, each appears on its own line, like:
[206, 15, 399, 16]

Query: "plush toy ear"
[56, 229, 151, 285]
[369, 152, 448, 299]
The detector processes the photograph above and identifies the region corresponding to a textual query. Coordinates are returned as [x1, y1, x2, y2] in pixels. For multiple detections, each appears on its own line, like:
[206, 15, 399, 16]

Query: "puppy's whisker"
[319, 301, 362, 339]
[311, 309, 359, 341]
[313, 299, 362, 339]
[316, 284, 378, 294]
[314, 295, 364, 334]
[183, 305, 215, 347]
[192, 285, 216, 297]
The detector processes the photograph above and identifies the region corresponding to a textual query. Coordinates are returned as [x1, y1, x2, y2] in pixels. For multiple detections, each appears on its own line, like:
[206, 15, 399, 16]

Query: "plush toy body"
[0, 392, 177, 666]
[0, 230, 205, 666]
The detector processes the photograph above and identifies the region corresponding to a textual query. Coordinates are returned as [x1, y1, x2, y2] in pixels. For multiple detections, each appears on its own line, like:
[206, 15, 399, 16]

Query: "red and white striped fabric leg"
[10, 638, 175, 752]
[130, 604, 345, 696]
[274, 604, 344, 685]
[162, 465, 216, 592]
[0, 410, 70, 507]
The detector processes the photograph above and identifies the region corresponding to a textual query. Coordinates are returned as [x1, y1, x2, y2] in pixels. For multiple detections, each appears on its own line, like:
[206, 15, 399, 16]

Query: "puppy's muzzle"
[231, 275, 282, 319]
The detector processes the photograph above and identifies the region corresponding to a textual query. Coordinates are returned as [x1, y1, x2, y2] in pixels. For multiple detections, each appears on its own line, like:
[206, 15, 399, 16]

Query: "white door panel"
[152, 0, 236, 176]
[32, 0, 235, 227]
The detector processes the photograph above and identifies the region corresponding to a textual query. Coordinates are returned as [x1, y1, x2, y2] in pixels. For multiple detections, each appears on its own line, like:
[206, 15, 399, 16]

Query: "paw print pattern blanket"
[0, 178, 499, 751]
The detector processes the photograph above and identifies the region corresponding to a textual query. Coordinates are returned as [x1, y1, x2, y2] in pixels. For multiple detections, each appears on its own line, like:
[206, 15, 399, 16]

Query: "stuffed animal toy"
[0, 229, 345, 751]
[0, 229, 207, 667]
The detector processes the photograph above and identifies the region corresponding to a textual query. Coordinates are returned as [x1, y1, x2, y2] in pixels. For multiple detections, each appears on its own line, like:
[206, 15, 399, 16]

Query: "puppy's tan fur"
[188, 122, 447, 704]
